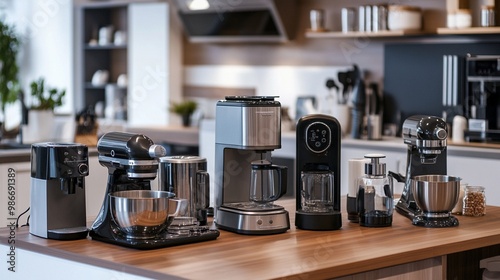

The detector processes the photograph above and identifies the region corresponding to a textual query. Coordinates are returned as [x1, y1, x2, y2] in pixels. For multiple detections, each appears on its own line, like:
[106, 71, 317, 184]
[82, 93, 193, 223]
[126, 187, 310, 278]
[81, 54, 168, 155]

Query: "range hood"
[172, 0, 298, 43]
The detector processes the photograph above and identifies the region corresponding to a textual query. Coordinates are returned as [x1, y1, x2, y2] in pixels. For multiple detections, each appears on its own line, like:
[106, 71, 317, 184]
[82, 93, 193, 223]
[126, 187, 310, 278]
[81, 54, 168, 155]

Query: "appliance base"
[215, 206, 290, 235]
[412, 214, 459, 228]
[295, 211, 342, 230]
[89, 226, 220, 250]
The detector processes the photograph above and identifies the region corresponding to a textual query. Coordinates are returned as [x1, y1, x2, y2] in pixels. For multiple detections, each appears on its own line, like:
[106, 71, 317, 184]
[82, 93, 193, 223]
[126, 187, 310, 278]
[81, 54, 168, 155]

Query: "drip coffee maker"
[214, 96, 290, 235]
[30, 143, 89, 240]
[295, 115, 342, 230]
[392, 115, 459, 227]
[89, 132, 219, 249]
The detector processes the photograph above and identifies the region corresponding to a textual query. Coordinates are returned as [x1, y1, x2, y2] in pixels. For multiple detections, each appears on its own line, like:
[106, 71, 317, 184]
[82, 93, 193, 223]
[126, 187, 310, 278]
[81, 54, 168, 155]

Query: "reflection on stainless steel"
[110, 190, 184, 239]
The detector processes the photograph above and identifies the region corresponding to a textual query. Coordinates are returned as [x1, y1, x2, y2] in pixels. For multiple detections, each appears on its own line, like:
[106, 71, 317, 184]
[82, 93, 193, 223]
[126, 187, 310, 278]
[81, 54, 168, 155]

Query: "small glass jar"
[462, 186, 486, 216]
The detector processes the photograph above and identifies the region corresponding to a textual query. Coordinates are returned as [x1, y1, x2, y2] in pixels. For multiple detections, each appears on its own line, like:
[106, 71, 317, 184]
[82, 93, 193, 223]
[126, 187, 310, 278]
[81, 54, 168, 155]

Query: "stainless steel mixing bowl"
[411, 175, 461, 213]
[110, 190, 186, 239]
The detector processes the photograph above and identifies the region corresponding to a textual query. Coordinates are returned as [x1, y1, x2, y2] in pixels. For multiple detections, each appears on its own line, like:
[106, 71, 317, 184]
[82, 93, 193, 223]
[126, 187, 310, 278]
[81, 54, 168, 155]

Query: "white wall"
[183, 65, 351, 120]
[1, 0, 73, 127]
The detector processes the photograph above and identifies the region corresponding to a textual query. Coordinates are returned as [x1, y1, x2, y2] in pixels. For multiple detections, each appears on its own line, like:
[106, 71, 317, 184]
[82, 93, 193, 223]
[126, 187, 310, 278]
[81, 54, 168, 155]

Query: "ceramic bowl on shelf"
[387, 5, 422, 31]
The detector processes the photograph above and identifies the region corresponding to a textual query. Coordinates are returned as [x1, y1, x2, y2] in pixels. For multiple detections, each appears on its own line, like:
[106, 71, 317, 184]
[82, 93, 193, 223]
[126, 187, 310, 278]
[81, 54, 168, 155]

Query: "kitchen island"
[1, 199, 500, 279]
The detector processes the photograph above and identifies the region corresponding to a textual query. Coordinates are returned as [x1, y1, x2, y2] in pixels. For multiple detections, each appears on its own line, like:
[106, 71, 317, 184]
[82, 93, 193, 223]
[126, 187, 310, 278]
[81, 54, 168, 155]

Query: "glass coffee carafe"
[300, 170, 335, 212]
[250, 159, 287, 208]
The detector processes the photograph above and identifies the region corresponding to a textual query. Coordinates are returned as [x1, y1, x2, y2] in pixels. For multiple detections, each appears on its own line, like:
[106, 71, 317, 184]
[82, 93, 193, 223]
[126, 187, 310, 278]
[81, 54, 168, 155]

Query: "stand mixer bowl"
[110, 190, 186, 239]
[411, 175, 461, 214]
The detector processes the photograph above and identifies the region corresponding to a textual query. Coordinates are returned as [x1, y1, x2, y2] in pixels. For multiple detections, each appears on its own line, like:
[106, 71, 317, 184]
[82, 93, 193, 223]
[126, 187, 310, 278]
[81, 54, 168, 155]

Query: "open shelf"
[85, 44, 127, 50]
[305, 29, 430, 39]
[436, 26, 500, 35]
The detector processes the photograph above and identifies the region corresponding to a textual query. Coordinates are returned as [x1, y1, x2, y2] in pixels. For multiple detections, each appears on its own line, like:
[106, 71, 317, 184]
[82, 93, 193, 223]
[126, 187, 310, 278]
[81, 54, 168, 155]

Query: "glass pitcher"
[250, 159, 287, 206]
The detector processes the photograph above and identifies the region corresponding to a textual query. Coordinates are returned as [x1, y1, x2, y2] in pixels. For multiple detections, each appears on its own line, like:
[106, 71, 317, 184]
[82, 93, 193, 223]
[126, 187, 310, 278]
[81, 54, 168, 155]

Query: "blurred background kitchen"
[1, 0, 500, 222]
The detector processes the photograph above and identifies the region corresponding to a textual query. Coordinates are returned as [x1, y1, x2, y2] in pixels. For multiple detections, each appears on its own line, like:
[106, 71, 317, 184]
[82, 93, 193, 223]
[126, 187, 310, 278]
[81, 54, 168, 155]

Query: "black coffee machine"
[89, 132, 219, 249]
[392, 116, 451, 223]
[295, 115, 342, 230]
[464, 55, 500, 142]
[30, 143, 89, 240]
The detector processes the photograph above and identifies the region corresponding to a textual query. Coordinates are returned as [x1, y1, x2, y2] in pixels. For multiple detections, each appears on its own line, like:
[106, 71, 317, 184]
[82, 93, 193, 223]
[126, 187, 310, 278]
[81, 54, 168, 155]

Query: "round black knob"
[78, 163, 89, 175]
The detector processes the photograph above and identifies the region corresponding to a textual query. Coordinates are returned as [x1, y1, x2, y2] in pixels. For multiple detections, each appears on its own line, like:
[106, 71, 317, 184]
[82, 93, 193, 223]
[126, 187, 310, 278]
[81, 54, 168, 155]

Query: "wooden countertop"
[2, 199, 500, 279]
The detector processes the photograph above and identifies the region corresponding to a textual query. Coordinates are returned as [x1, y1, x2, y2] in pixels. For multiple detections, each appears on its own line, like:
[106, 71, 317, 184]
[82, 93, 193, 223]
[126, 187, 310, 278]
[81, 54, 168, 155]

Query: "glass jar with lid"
[462, 186, 486, 216]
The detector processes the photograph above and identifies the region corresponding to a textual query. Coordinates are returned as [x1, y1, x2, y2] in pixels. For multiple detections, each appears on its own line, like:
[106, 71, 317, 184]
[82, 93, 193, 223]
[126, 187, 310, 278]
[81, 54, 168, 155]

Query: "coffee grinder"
[393, 115, 458, 226]
[30, 143, 89, 240]
[89, 132, 219, 249]
[215, 96, 290, 235]
[295, 114, 342, 230]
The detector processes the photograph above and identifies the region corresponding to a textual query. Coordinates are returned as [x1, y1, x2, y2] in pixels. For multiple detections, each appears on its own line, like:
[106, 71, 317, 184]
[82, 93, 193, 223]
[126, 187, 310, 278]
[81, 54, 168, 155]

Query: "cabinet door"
[127, 2, 169, 126]
[0, 162, 31, 227]
[447, 155, 500, 206]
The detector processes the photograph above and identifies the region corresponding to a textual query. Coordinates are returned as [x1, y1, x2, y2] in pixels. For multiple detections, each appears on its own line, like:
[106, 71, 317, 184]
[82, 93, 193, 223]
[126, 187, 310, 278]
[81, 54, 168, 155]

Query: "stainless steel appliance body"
[214, 96, 290, 235]
[392, 115, 458, 227]
[295, 114, 342, 230]
[159, 156, 210, 227]
[30, 143, 89, 240]
[89, 132, 219, 249]
[464, 55, 500, 143]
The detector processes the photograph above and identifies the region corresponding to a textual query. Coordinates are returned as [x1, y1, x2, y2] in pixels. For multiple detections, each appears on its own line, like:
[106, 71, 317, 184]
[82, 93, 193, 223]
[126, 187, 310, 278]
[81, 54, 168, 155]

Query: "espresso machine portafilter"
[393, 115, 448, 219]
[30, 143, 89, 240]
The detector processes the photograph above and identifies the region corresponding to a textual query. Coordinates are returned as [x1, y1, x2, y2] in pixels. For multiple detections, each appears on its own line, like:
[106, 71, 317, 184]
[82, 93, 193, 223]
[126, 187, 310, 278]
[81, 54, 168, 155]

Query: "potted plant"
[169, 100, 197, 127]
[0, 20, 21, 137]
[29, 78, 66, 110]
[23, 77, 66, 143]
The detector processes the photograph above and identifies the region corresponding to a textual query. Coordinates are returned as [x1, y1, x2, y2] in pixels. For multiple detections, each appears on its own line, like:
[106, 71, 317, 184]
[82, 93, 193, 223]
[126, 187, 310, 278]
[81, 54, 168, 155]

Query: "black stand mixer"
[392, 115, 459, 227]
[89, 132, 219, 249]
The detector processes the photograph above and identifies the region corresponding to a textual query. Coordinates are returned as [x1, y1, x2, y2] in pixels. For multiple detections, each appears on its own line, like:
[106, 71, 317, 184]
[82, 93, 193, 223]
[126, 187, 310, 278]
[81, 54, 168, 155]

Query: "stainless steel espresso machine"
[215, 96, 290, 235]
[392, 115, 458, 227]
[30, 143, 89, 240]
[464, 55, 500, 142]
[89, 132, 219, 249]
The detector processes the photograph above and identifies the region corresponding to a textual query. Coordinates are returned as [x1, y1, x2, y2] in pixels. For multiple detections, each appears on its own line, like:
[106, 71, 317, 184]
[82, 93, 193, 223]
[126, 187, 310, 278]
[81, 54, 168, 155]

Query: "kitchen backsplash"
[183, 65, 352, 119]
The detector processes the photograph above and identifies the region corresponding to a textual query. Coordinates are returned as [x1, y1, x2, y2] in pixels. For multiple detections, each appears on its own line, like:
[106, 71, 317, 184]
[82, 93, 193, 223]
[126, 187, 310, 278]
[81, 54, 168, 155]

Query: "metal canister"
[365, 5, 372, 32]
[341, 7, 356, 32]
[481, 5, 495, 27]
[358, 6, 365, 32]
[159, 156, 210, 225]
[373, 5, 387, 32]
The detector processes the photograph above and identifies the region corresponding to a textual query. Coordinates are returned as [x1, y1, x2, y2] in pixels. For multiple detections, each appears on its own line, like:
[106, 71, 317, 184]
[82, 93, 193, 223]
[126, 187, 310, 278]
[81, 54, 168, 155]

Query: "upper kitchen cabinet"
[75, 1, 180, 126]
